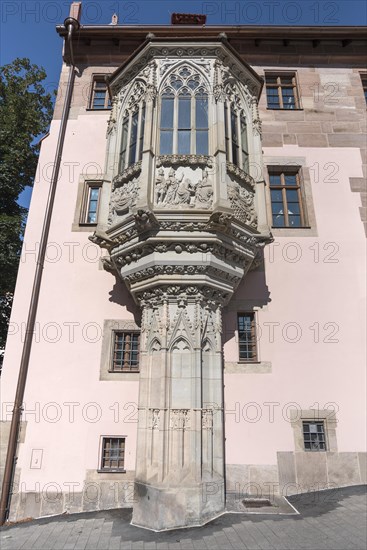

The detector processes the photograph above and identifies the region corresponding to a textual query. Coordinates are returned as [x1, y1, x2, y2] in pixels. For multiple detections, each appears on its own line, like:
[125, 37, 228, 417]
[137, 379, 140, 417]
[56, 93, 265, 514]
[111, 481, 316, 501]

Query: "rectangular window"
[138, 105, 146, 161]
[90, 77, 111, 110]
[81, 182, 101, 225]
[360, 73, 367, 103]
[268, 168, 306, 228]
[195, 95, 208, 155]
[265, 73, 300, 110]
[238, 313, 257, 362]
[111, 331, 140, 372]
[303, 421, 326, 451]
[100, 437, 125, 471]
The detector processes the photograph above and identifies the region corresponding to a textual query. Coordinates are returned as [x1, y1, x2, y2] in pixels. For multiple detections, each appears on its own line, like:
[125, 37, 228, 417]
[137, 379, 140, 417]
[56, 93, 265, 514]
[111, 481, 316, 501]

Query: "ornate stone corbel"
[134, 209, 158, 233]
[88, 231, 116, 252]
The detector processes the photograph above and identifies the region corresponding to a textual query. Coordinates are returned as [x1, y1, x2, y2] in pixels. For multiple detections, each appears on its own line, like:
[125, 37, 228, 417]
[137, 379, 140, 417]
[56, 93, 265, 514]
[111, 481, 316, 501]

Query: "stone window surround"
[264, 156, 318, 237]
[263, 69, 303, 110]
[224, 305, 272, 374]
[99, 319, 141, 381]
[97, 435, 127, 473]
[87, 73, 112, 111]
[72, 174, 106, 232]
[290, 408, 338, 453]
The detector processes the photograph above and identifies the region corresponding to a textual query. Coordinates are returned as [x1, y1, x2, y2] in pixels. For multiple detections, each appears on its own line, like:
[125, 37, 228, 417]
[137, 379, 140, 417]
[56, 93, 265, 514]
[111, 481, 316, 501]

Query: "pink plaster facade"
[1, 23, 366, 521]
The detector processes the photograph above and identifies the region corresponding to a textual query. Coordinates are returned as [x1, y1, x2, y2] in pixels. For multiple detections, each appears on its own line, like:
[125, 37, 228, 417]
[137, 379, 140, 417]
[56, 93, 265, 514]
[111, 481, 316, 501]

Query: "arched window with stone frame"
[223, 83, 250, 174]
[158, 64, 210, 156]
[118, 81, 146, 172]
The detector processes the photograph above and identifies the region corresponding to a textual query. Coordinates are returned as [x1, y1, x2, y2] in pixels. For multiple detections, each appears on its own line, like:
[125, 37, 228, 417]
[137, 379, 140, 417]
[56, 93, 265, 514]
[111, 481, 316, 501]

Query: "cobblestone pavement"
[0, 486, 366, 550]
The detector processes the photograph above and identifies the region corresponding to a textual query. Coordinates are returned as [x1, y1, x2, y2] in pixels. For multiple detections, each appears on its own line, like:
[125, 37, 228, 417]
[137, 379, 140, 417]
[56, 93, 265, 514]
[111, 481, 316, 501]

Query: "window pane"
[128, 112, 138, 165]
[178, 96, 191, 129]
[284, 174, 297, 185]
[266, 75, 277, 84]
[287, 201, 300, 214]
[267, 87, 280, 108]
[196, 95, 208, 129]
[282, 88, 295, 109]
[196, 130, 208, 155]
[87, 187, 99, 223]
[161, 95, 174, 128]
[160, 130, 173, 154]
[138, 105, 146, 161]
[288, 215, 301, 227]
[271, 189, 283, 202]
[178, 130, 191, 154]
[232, 145, 239, 166]
[119, 118, 128, 170]
[241, 117, 248, 152]
[286, 189, 299, 202]
[280, 76, 293, 85]
[269, 174, 281, 185]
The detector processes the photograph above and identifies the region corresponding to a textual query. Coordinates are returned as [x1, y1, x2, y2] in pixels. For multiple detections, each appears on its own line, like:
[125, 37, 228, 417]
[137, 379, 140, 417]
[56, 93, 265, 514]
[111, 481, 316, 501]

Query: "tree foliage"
[0, 58, 53, 349]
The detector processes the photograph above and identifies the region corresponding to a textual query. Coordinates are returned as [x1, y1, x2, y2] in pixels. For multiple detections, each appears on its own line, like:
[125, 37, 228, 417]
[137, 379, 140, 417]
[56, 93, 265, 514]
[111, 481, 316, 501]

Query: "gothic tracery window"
[119, 81, 146, 172]
[159, 65, 209, 156]
[224, 85, 249, 173]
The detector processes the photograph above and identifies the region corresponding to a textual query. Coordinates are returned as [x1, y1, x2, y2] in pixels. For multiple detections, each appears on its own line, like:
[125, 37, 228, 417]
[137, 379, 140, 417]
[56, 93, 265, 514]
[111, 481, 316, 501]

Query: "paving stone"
[0, 487, 366, 550]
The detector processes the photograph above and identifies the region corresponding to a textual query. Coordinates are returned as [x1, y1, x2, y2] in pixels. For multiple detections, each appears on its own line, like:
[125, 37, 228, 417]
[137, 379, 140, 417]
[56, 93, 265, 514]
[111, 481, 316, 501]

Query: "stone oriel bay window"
[265, 72, 301, 110]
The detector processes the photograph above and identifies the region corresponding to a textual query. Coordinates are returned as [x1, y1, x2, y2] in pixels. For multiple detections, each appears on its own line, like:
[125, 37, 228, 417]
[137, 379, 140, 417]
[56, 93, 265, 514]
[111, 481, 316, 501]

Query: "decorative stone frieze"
[113, 161, 142, 185]
[156, 154, 213, 168]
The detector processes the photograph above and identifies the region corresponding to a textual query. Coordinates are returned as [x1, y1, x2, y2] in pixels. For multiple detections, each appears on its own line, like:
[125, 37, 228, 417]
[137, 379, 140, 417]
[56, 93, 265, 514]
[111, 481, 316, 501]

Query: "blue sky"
[1, 0, 366, 209]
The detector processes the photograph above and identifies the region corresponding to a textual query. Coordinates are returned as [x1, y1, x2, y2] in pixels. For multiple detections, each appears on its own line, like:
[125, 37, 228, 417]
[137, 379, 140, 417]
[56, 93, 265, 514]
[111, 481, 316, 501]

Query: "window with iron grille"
[265, 73, 300, 110]
[268, 168, 306, 228]
[238, 313, 257, 361]
[303, 421, 327, 451]
[100, 437, 125, 471]
[111, 331, 140, 372]
[90, 77, 111, 110]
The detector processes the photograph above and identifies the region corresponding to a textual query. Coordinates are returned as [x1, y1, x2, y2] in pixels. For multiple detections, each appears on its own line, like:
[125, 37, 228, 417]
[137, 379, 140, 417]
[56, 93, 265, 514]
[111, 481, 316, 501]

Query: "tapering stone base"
[131, 479, 225, 531]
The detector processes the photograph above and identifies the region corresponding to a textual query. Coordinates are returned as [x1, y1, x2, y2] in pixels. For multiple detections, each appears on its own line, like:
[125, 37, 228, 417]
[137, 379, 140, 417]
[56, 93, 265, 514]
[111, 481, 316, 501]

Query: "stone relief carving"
[108, 177, 140, 226]
[114, 161, 142, 185]
[227, 179, 257, 228]
[202, 409, 214, 430]
[170, 409, 190, 431]
[226, 162, 255, 189]
[150, 409, 160, 430]
[154, 167, 213, 209]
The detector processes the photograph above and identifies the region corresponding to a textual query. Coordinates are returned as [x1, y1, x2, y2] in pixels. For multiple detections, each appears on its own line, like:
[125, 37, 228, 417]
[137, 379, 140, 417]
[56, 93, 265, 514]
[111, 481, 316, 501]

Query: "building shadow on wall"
[222, 253, 271, 346]
[108, 277, 142, 325]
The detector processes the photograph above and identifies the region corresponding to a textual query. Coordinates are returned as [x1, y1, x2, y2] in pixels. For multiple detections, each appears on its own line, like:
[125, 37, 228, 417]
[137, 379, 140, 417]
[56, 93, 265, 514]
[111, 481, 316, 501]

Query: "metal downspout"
[0, 16, 79, 525]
